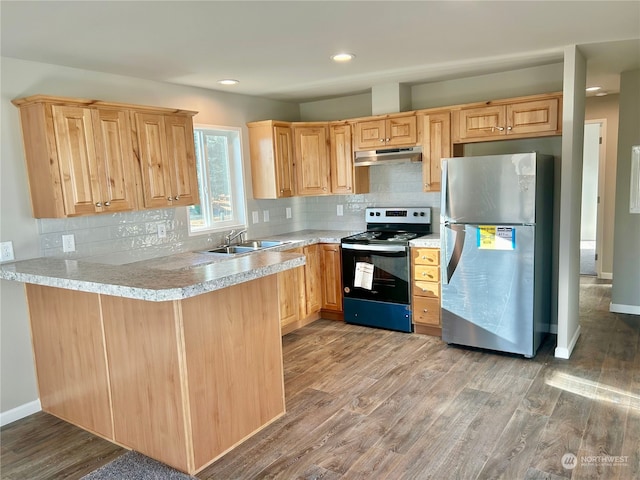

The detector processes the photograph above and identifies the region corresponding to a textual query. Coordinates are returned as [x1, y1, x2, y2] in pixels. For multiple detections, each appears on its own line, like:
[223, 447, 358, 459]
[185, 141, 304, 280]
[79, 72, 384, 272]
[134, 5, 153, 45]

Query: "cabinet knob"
[385, 138, 390, 142]
[496, 126, 505, 131]
[507, 126, 512, 131]
[423, 308, 428, 313]
[104, 201, 111, 207]
[95, 202, 102, 207]
[322, 187, 327, 191]
[167, 196, 173, 201]
[174, 196, 180, 201]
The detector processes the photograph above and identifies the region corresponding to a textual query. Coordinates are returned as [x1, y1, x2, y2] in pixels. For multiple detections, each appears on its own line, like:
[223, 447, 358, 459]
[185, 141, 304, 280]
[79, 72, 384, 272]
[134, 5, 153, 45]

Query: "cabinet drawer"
[413, 297, 440, 326]
[413, 281, 439, 299]
[413, 248, 439, 266]
[414, 265, 440, 282]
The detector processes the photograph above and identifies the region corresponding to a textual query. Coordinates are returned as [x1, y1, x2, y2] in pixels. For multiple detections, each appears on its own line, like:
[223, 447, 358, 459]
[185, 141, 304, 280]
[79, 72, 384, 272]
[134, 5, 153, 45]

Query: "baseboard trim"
[610, 302, 640, 315]
[555, 325, 582, 359]
[599, 272, 613, 280]
[1, 399, 41, 427]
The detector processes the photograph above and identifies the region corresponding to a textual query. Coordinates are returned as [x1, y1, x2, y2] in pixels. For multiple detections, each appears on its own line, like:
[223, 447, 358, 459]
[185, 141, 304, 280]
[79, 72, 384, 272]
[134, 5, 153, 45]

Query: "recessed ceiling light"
[586, 86, 601, 92]
[595, 91, 608, 97]
[331, 53, 355, 63]
[217, 79, 239, 86]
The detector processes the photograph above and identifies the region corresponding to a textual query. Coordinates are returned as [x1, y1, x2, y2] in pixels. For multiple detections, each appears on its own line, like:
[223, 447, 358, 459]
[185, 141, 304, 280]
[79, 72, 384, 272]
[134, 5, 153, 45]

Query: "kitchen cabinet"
[419, 111, 451, 193]
[25, 275, 285, 475]
[135, 112, 199, 209]
[13, 99, 138, 217]
[277, 247, 304, 330]
[247, 120, 295, 199]
[411, 247, 441, 336]
[12, 95, 198, 218]
[303, 244, 322, 316]
[293, 124, 330, 196]
[329, 123, 369, 195]
[354, 114, 417, 150]
[320, 243, 343, 316]
[452, 95, 561, 142]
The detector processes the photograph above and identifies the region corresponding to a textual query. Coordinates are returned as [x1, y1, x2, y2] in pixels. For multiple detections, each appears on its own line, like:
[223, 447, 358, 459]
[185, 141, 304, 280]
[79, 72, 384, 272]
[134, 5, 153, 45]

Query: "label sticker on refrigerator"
[354, 262, 374, 290]
[477, 226, 516, 250]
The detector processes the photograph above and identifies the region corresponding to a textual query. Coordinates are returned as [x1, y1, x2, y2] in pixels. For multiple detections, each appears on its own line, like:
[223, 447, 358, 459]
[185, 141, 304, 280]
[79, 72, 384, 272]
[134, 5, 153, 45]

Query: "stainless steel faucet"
[225, 229, 247, 245]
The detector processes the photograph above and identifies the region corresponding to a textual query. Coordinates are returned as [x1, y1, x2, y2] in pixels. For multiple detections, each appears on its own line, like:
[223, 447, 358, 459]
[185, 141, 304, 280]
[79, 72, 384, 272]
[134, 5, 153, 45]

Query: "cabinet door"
[278, 265, 302, 328]
[507, 98, 559, 135]
[386, 116, 417, 146]
[92, 109, 137, 212]
[51, 105, 101, 215]
[303, 244, 322, 316]
[321, 244, 343, 312]
[294, 126, 330, 196]
[457, 105, 506, 140]
[136, 113, 172, 209]
[421, 113, 450, 192]
[164, 115, 199, 207]
[329, 124, 354, 194]
[274, 125, 295, 197]
[355, 119, 386, 149]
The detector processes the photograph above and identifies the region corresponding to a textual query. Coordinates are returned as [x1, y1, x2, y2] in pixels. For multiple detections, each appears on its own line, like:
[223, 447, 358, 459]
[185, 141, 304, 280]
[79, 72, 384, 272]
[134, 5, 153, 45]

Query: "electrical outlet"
[337, 204, 344, 216]
[62, 234, 75, 253]
[0, 241, 15, 262]
[286, 207, 292, 219]
[157, 223, 167, 238]
[252, 211, 259, 224]
[263, 210, 270, 222]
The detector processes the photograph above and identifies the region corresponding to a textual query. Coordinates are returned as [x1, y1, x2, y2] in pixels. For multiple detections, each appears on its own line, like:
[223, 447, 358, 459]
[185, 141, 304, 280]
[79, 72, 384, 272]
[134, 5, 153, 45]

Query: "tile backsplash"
[38, 162, 440, 262]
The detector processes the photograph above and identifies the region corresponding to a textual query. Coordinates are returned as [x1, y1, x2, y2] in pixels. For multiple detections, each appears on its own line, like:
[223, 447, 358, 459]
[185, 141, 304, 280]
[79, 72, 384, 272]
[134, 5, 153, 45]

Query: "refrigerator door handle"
[444, 224, 465, 284]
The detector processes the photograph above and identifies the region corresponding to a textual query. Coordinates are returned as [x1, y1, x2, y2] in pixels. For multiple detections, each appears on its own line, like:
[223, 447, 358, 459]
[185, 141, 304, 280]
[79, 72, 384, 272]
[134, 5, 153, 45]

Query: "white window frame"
[188, 124, 247, 235]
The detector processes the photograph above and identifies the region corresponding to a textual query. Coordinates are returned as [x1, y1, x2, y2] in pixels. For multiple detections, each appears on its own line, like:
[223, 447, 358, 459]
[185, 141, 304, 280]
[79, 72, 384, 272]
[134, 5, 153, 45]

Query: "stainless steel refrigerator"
[440, 153, 554, 358]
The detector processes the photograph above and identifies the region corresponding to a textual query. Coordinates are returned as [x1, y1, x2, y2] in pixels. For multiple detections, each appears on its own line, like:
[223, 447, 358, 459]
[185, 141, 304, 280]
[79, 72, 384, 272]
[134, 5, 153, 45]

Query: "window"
[188, 125, 246, 234]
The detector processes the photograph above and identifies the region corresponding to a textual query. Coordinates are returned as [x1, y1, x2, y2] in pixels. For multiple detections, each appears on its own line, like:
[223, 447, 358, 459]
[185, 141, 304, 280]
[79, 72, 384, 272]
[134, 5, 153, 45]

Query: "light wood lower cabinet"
[278, 243, 344, 334]
[411, 247, 442, 336]
[25, 277, 285, 475]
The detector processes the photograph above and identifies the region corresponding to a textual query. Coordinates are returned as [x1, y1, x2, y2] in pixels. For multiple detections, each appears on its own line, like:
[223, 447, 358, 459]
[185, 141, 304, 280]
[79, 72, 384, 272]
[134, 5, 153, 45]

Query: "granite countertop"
[409, 234, 441, 248]
[0, 230, 352, 302]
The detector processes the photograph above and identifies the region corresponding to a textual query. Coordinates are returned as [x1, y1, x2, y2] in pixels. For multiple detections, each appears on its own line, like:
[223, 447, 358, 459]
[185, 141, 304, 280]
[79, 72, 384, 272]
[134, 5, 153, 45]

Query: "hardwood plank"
[477, 408, 549, 480]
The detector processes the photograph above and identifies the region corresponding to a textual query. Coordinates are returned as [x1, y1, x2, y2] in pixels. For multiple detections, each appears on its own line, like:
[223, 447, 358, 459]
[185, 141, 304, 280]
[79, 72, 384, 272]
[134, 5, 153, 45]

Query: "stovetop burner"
[342, 207, 432, 246]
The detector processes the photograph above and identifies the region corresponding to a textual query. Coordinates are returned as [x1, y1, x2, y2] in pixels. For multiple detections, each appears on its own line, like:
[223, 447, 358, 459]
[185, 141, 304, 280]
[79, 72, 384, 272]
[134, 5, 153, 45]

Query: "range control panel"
[366, 207, 432, 224]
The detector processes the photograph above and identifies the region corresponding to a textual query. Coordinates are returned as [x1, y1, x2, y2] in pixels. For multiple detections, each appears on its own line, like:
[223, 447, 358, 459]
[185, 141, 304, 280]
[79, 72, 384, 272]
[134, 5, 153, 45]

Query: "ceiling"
[2, 1, 639, 103]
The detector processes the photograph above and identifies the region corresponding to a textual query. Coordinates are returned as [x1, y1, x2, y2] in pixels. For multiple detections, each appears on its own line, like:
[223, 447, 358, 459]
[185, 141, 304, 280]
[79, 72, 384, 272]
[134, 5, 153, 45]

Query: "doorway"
[580, 121, 605, 276]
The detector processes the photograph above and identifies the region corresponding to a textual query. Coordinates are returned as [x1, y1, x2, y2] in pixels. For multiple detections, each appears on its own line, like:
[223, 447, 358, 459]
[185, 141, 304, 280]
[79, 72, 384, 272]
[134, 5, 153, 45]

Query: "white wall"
[555, 46, 586, 359]
[0, 57, 300, 419]
[611, 69, 640, 314]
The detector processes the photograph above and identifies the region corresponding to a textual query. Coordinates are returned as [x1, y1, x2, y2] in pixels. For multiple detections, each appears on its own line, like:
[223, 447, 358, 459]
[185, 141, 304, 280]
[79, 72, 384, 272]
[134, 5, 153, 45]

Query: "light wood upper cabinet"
[354, 114, 417, 150]
[419, 111, 451, 193]
[13, 95, 198, 218]
[320, 243, 343, 313]
[293, 125, 330, 196]
[329, 123, 370, 195]
[135, 112, 199, 209]
[452, 95, 561, 142]
[247, 120, 294, 199]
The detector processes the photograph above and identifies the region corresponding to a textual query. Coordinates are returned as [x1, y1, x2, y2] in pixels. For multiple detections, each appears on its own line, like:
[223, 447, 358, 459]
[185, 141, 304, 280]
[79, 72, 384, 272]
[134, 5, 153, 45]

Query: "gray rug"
[80, 451, 196, 480]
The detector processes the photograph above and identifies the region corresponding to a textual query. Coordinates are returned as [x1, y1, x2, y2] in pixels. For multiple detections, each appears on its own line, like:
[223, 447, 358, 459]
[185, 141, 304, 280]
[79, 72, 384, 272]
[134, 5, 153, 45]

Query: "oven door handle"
[341, 243, 407, 253]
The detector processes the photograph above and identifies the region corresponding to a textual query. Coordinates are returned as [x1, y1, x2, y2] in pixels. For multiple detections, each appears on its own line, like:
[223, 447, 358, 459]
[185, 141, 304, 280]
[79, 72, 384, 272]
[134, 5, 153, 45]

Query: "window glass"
[188, 126, 246, 233]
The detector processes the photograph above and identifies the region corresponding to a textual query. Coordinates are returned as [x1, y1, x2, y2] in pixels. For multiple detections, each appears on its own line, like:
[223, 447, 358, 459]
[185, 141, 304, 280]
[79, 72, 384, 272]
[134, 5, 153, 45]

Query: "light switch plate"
[252, 211, 259, 224]
[62, 234, 75, 253]
[157, 223, 167, 238]
[0, 241, 14, 262]
[263, 210, 270, 222]
[286, 207, 292, 219]
[337, 204, 344, 216]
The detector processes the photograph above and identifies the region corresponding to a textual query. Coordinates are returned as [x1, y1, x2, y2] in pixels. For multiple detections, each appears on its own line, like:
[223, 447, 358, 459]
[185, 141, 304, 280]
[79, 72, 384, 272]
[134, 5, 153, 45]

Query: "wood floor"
[2, 278, 638, 479]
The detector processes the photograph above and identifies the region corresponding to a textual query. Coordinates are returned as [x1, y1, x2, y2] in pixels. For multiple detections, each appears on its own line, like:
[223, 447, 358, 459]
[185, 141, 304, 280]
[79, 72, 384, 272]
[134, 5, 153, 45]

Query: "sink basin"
[236, 240, 286, 249]
[205, 246, 256, 255]
[201, 239, 290, 256]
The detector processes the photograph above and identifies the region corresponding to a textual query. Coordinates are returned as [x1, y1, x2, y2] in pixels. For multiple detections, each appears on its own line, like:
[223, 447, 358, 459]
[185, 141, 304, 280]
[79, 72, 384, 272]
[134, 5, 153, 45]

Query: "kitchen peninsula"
[0, 249, 304, 474]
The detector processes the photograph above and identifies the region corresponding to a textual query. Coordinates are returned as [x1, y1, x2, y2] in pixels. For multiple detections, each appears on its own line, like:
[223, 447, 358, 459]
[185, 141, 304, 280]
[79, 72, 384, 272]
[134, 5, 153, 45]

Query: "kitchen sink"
[201, 239, 290, 256]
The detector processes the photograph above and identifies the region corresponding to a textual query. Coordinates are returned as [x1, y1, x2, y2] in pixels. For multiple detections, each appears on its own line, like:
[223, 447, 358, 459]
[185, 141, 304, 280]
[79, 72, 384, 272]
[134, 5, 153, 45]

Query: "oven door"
[341, 243, 410, 304]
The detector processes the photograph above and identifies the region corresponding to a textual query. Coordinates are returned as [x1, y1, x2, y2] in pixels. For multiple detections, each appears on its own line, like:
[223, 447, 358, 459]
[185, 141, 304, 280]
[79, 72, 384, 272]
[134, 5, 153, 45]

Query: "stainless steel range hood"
[354, 146, 422, 167]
